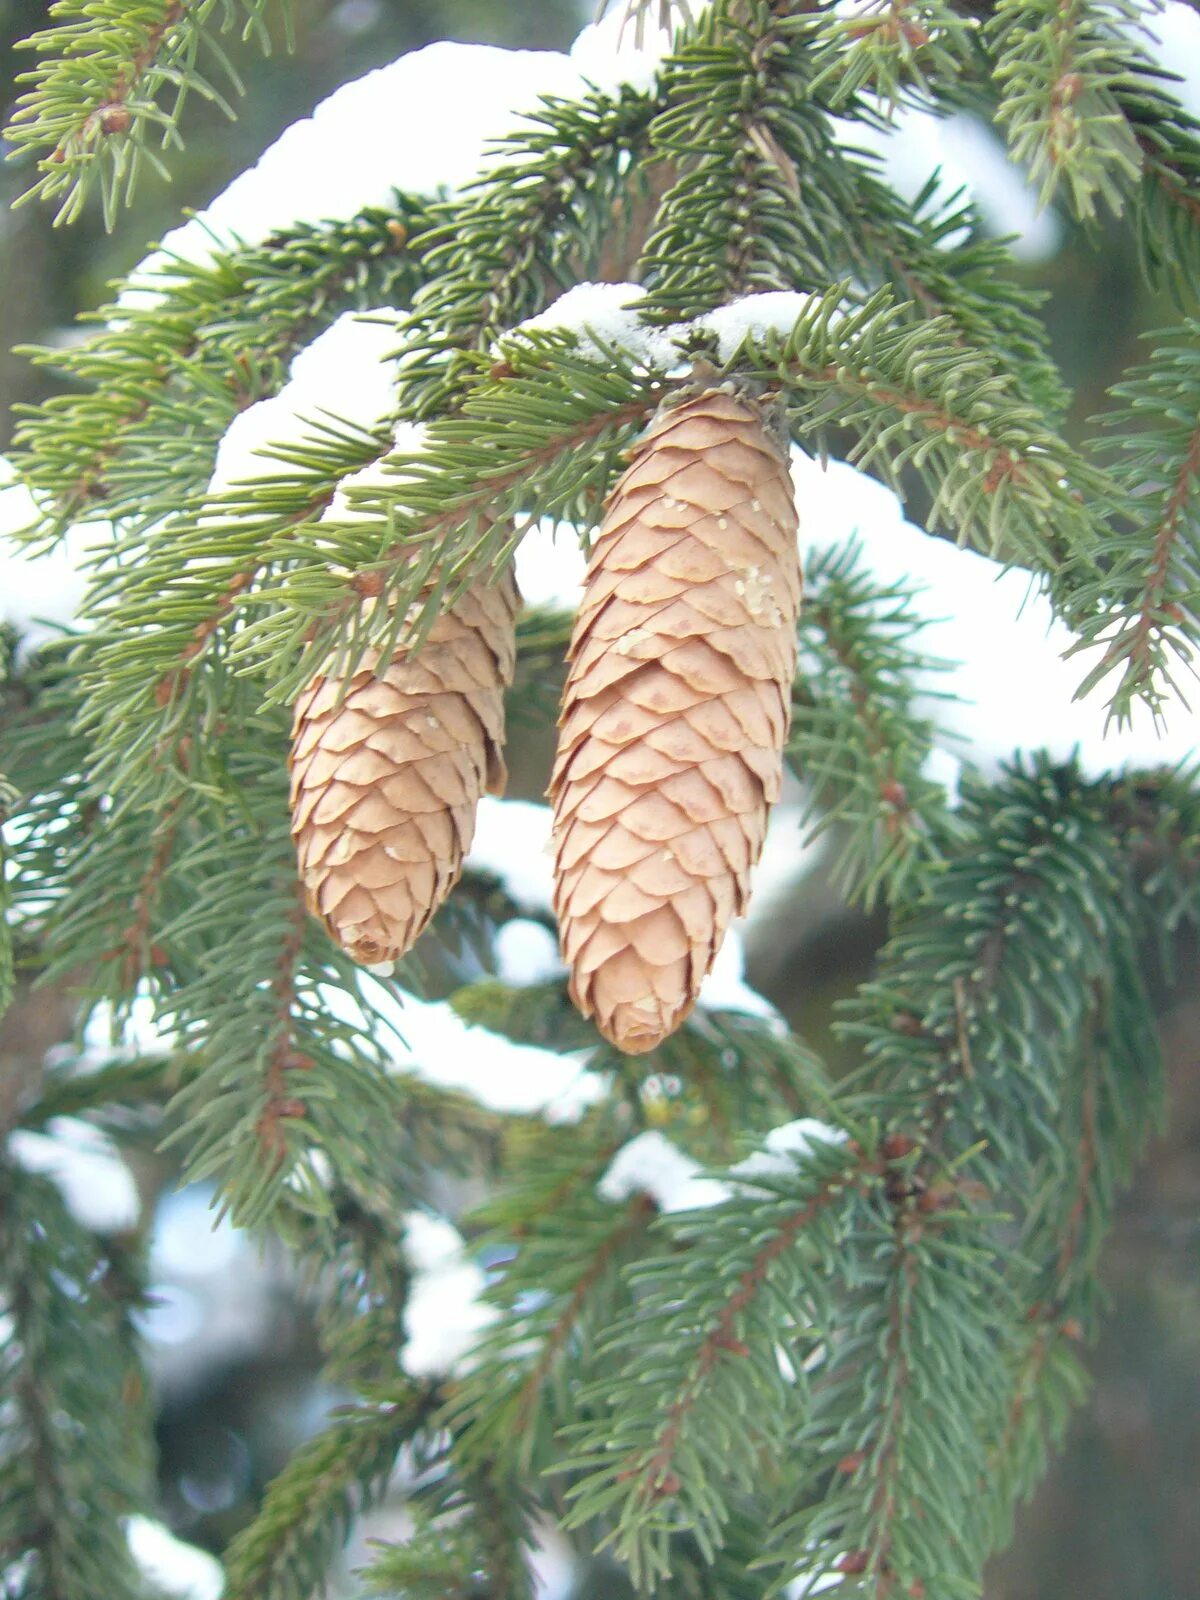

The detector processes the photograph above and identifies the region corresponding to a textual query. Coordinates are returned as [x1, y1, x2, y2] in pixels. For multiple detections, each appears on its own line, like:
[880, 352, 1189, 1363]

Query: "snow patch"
[599, 1130, 732, 1211]
[7, 1119, 139, 1233]
[468, 798, 557, 912]
[731, 1118, 847, 1185]
[494, 918, 565, 986]
[207, 310, 404, 495]
[696, 291, 820, 360]
[785, 1570, 847, 1597]
[793, 450, 1199, 776]
[837, 108, 1062, 263]
[120, 44, 590, 307]
[502, 284, 825, 369]
[514, 520, 588, 611]
[698, 925, 784, 1026]
[403, 1209, 466, 1273]
[381, 983, 604, 1123]
[500, 281, 657, 364]
[401, 1211, 498, 1378]
[571, 2, 708, 95]
[0, 459, 107, 650]
[126, 1517, 224, 1600]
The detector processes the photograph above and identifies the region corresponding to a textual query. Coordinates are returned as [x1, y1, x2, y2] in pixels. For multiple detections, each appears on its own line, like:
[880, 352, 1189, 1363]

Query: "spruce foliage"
[1, 1, 1198, 1597]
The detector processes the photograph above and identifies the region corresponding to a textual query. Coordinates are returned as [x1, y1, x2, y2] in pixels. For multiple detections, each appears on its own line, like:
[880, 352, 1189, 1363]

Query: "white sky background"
[2, 8, 1199, 1594]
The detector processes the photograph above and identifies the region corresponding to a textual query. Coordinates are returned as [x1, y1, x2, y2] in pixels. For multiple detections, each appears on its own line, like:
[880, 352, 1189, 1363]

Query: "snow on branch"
[401, 1211, 498, 1379]
[120, 12, 688, 311]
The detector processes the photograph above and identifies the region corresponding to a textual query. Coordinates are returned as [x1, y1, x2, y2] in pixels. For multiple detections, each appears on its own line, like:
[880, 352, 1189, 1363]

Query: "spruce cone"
[550, 390, 800, 1053]
[289, 571, 519, 966]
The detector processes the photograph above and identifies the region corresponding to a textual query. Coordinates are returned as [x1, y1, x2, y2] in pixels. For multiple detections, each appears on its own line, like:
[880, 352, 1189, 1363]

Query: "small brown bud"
[1056, 72, 1084, 103]
[155, 672, 182, 707]
[97, 104, 132, 135]
[881, 1132, 917, 1161]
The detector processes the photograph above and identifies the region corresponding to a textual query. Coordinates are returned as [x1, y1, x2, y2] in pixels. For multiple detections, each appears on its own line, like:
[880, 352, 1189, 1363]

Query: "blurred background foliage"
[0, 2, 1195, 1597]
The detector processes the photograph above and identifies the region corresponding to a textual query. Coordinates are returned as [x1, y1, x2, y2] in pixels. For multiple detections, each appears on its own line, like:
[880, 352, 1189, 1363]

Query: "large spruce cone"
[290, 571, 519, 966]
[550, 390, 801, 1053]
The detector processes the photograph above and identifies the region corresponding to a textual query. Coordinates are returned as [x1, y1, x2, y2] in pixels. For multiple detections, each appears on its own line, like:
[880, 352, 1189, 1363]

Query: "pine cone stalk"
[289, 571, 519, 966]
[550, 389, 801, 1054]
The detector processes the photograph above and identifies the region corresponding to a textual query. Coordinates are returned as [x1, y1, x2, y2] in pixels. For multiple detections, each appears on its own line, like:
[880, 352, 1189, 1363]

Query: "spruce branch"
[981, 886, 1167, 1551]
[12, 202, 427, 538]
[6, 0, 291, 226]
[70, 412, 389, 824]
[636, 2, 861, 317]
[1113, 67, 1200, 296]
[398, 85, 661, 419]
[449, 1137, 656, 1474]
[788, 763, 1167, 1589]
[562, 1136, 873, 1589]
[987, 0, 1150, 220]
[0, 1165, 155, 1600]
[245, 350, 664, 703]
[155, 782, 414, 1225]
[844, 173, 1070, 418]
[791, 540, 958, 906]
[1069, 322, 1200, 719]
[15, 1054, 174, 1130]
[808, 0, 980, 109]
[737, 290, 1099, 584]
[222, 1385, 439, 1600]
[245, 287, 1099, 708]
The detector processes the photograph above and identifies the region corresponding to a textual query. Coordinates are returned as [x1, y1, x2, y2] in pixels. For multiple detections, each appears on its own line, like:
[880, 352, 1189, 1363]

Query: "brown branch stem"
[1106, 422, 1200, 679]
[627, 1158, 877, 1498]
[255, 888, 311, 1167]
[513, 1193, 655, 1435]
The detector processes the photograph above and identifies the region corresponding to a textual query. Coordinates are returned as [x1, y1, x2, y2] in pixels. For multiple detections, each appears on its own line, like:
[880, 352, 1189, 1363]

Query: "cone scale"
[550, 388, 802, 1054]
[289, 571, 519, 966]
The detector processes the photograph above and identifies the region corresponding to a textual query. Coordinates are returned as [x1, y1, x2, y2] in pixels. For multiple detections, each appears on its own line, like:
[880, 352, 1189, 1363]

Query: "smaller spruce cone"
[289, 571, 519, 966]
[550, 390, 801, 1054]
